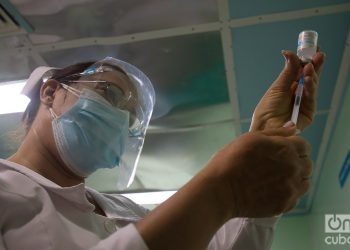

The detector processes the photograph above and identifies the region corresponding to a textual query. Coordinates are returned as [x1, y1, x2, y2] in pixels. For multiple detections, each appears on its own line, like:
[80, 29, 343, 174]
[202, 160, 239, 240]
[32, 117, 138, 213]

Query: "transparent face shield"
[60, 57, 155, 189]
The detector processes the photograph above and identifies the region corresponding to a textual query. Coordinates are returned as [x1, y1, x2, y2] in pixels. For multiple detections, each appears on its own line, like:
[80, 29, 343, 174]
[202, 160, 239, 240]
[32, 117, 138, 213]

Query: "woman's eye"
[94, 87, 106, 94]
[96, 83, 108, 90]
[95, 84, 109, 93]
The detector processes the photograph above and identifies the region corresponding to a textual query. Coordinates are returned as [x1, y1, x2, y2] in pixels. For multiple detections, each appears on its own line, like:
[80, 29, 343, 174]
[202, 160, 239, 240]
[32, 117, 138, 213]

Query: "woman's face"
[34, 69, 139, 179]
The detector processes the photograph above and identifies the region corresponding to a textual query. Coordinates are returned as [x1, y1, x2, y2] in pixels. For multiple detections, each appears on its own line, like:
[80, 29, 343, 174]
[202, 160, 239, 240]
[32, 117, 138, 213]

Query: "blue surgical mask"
[50, 88, 129, 177]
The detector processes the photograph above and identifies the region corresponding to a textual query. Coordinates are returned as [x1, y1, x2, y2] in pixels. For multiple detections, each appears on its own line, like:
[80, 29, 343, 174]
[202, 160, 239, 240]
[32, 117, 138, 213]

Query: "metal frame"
[34, 22, 221, 52]
[230, 3, 350, 27]
[0, 0, 33, 33]
[218, 0, 242, 134]
[1, 3, 349, 54]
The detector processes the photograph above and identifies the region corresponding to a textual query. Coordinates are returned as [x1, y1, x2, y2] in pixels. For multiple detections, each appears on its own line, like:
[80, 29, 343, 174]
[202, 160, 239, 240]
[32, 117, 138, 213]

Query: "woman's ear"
[40, 79, 60, 107]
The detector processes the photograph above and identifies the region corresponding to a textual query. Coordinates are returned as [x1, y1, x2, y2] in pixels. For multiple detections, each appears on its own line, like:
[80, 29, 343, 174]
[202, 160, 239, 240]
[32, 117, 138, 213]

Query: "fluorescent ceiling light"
[0, 80, 29, 115]
[121, 191, 176, 205]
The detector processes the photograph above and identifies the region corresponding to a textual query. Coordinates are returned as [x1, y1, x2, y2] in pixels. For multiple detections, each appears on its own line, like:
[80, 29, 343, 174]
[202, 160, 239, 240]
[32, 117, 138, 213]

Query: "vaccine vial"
[297, 30, 318, 63]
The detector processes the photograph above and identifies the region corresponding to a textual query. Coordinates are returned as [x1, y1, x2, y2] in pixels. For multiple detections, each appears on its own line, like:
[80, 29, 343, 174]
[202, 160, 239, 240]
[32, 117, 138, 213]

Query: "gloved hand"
[250, 49, 325, 131]
[206, 125, 312, 218]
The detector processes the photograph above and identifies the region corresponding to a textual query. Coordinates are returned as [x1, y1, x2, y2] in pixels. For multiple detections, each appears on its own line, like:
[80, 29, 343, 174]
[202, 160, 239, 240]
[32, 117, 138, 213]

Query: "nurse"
[0, 50, 324, 250]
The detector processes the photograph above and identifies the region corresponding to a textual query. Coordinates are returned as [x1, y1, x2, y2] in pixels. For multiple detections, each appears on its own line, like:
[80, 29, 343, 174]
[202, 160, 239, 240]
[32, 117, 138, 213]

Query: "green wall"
[271, 215, 312, 250]
[271, 78, 350, 250]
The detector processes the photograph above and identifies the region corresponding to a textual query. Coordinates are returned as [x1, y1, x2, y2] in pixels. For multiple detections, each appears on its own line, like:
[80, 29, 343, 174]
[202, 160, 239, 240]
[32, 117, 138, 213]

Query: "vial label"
[298, 37, 315, 48]
[297, 30, 318, 63]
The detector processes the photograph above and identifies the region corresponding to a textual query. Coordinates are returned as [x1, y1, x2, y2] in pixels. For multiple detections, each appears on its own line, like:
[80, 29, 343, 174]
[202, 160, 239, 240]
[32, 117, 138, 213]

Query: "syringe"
[291, 75, 304, 125]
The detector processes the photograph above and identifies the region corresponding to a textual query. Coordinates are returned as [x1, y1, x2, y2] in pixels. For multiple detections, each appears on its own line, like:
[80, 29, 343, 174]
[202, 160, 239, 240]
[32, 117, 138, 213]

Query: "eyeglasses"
[61, 80, 133, 110]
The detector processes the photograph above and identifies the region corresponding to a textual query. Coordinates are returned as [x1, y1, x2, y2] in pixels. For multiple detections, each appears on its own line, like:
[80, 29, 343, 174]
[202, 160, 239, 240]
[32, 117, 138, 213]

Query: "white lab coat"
[0, 159, 278, 249]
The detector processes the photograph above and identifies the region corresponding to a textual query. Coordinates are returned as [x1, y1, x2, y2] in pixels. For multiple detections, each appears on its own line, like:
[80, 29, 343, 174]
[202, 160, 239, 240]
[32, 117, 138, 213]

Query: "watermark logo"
[325, 214, 350, 233]
[325, 214, 350, 245]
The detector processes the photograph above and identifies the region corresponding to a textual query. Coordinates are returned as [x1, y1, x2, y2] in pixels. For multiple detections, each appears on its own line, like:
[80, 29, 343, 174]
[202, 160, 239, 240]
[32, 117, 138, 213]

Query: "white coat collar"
[0, 159, 94, 212]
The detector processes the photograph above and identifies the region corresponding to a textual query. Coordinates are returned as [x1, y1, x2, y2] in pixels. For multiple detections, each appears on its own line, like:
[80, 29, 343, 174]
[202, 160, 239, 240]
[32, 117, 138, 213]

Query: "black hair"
[22, 61, 96, 134]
